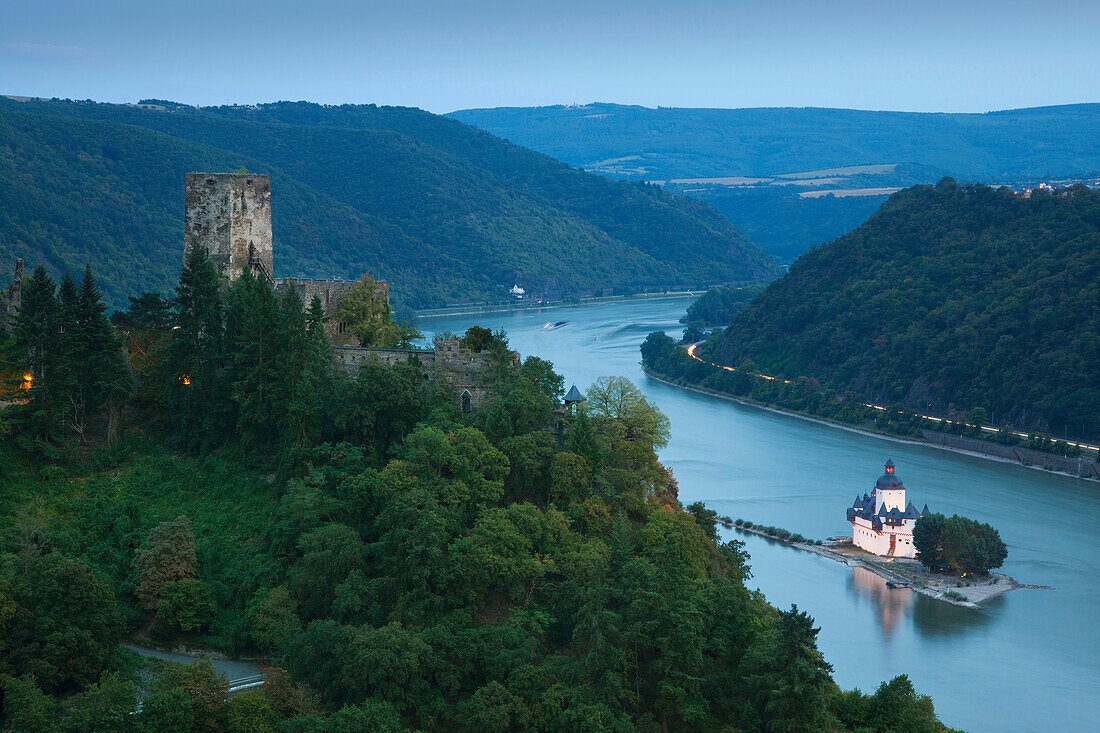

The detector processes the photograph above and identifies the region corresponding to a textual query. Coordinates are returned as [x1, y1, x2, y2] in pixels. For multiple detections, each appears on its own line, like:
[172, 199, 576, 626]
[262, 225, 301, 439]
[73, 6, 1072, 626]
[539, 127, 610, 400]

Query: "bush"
[156, 578, 216, 633]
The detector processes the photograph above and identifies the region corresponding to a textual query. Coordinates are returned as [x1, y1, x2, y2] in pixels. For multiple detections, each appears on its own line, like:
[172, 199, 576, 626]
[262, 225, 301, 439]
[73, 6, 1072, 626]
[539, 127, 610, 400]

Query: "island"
[720, 459, 1046, 608]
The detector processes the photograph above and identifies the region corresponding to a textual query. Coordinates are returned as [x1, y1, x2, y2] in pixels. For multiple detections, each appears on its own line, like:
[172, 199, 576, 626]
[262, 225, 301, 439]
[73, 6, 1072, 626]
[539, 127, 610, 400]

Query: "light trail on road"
[684, 343, 1100, 454]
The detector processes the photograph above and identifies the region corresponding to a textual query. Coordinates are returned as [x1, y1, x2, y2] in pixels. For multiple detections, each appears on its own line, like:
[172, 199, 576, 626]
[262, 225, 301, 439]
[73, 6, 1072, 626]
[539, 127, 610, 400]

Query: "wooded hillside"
[0, 98, 777, 309]
[710, 180, 1100, 442]
[450, 102, 1100, 181]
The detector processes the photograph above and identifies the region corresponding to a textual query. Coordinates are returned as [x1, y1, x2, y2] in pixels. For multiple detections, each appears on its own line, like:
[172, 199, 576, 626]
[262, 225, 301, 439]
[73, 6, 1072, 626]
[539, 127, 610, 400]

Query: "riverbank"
[416, 290, 697, 319]
[720, 521, 1034, 607]
[643, 367, 1100, 485]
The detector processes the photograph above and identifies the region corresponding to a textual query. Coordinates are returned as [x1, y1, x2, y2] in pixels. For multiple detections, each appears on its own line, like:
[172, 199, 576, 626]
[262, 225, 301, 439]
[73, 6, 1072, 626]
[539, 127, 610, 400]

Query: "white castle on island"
[846, 459, 929, 558]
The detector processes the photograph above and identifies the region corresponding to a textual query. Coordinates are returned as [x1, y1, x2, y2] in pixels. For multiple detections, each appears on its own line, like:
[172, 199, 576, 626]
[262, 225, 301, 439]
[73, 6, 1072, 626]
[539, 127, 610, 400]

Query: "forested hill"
[0, 98, 776, 308]
[448, 102, 1100, 180]
[709, 180, 1100, 442]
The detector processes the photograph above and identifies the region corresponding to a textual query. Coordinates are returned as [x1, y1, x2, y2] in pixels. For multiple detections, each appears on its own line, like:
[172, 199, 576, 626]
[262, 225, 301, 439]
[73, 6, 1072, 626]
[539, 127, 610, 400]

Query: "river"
[420, 295, 1099, 732]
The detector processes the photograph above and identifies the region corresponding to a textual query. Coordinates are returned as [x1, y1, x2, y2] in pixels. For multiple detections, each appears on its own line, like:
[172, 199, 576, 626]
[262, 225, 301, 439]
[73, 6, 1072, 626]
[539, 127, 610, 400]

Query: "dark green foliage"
[156, 578, 217, 633]
[713, 182, 1100, 443]
[914, 513, 1008, 575]
[111, 292, 174, 331]
[681, 283, 767, 328]
[0, 98, 777, 309]
[169, 245, 227, 451]
[5, 553, 120, 694]
[0, 262, 952, 731]
[226, 272, 285, 451]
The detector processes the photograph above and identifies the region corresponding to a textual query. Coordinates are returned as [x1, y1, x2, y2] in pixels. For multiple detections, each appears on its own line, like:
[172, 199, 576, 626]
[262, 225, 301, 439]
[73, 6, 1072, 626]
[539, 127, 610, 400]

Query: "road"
[121, 643, 264, 684]
[685, 343, 1100, 455]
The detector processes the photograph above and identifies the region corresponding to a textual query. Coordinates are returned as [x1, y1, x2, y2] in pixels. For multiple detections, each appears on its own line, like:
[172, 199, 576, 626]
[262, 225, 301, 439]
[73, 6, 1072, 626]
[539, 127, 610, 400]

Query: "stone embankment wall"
[921, 430, 1100, 479]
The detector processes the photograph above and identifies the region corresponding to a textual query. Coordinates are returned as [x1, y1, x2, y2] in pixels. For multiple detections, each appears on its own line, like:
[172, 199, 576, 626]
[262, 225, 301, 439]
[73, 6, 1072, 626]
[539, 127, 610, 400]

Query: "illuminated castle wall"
[846, 459, 929, 558]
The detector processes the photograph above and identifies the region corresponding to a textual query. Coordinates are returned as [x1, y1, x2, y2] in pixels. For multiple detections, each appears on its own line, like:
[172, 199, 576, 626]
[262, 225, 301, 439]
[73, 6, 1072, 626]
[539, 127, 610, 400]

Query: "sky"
[1, 0, 1098, 114]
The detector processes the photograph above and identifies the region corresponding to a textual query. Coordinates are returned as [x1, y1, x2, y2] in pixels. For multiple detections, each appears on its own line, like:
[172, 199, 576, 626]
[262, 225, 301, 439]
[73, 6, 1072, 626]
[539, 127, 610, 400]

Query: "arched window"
[461, 390, 472, 414]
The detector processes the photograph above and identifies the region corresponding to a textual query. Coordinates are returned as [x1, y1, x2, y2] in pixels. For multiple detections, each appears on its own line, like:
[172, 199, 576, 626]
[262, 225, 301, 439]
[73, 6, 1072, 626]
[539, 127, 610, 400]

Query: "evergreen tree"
[741, 605, 834, 732]
[170, 246, 226, 451]
[73, 266, 131, 445]
[55, 271, 82, 439]
[277, 286, 322, 469]
[226, 271, 283, 450]
[12, 267, 61, 445]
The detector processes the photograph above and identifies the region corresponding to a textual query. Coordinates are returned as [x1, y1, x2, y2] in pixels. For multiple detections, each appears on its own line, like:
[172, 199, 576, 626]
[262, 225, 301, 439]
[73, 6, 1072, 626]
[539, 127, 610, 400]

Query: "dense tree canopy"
[913, 513, 1008, 575]
[711, 181, 1100, 443]
[0, 250, 949, 731]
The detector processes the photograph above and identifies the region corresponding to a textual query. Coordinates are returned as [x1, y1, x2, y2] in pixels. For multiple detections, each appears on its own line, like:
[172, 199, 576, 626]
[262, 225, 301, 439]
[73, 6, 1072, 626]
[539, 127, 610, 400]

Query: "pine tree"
[15, 267, 58, 382]
[170, 246, 226, 451]
[276, 286, 313, 466]
[75, 266, 131, 446]
[55, 271, 83, 441]
[13, 267, 61, 444]
[226, 271, 282, 450]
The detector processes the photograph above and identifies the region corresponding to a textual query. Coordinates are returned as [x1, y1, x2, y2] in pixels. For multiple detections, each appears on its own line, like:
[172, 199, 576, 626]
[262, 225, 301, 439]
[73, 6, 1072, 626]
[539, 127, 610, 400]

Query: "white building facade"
[846, 460, 929, 558]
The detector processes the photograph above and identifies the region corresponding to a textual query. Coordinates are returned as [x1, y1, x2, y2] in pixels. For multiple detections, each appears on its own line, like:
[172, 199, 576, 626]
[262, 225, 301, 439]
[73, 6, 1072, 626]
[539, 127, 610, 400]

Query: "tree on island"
[913, 513, 1007, 575]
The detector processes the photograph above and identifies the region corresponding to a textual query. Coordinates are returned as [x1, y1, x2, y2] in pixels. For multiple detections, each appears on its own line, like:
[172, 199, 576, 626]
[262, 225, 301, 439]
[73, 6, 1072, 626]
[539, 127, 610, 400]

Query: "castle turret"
[874, 458, 906, 513]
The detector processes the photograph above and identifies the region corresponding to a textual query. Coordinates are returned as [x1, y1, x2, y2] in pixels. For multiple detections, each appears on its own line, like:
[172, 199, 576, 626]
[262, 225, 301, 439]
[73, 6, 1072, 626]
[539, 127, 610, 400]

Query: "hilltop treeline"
[710, 180, 1100, 443]
[0, 256, 948, 731]
[0, 98, 776, 309]
[450, 102, 1100, 181]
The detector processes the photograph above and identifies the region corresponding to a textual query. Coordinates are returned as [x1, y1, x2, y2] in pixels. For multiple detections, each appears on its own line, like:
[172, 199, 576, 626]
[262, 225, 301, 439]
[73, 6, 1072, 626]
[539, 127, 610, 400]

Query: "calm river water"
[421, 296, 1099, 732]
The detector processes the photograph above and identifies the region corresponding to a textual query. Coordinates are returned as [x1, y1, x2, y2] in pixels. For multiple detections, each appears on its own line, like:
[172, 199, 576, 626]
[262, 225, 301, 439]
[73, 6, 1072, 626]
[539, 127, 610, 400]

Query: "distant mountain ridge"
[0, 97, 777, 308]
[708, 179, 1100, 442]
[448, 102, 1100, 181]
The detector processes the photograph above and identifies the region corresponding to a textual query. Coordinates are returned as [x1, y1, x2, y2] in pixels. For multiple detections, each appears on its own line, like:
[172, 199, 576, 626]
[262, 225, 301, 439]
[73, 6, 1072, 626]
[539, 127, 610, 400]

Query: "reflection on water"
[911, 592, 1002, 639]
[847, 566, 914, 639]
[845, 563, 1004, 641]
[421, 298, 1100, 733]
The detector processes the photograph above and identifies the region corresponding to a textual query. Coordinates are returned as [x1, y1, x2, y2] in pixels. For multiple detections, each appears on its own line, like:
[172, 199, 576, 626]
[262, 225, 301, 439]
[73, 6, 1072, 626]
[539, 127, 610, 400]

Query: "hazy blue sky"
[2, 0, 1097, 113]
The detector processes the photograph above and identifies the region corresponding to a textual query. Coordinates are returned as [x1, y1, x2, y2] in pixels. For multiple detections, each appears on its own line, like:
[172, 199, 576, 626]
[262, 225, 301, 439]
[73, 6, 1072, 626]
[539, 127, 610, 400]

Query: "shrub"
[156, 578, 216, 633]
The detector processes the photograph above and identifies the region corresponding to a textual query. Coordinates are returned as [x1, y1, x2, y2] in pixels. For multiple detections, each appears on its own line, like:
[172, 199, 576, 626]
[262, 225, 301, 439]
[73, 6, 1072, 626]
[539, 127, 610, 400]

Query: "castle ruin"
[184, 173, 511, 410]
[184, 174, 273, 282]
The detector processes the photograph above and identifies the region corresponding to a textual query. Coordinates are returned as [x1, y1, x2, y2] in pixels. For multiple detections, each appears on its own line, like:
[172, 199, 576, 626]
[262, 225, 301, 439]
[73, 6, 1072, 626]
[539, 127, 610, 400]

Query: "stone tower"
[183, 173, 273, 282]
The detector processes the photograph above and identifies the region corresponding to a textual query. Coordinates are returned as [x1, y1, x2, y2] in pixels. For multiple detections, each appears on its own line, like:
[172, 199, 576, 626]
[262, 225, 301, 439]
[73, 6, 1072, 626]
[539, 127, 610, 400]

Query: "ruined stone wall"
[274, 277, 389, 347]
[1, 258, 21, 328]
[184, 174, 272, 281]
[333, 346, 435, 374]
[334, 339, 520, 411]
